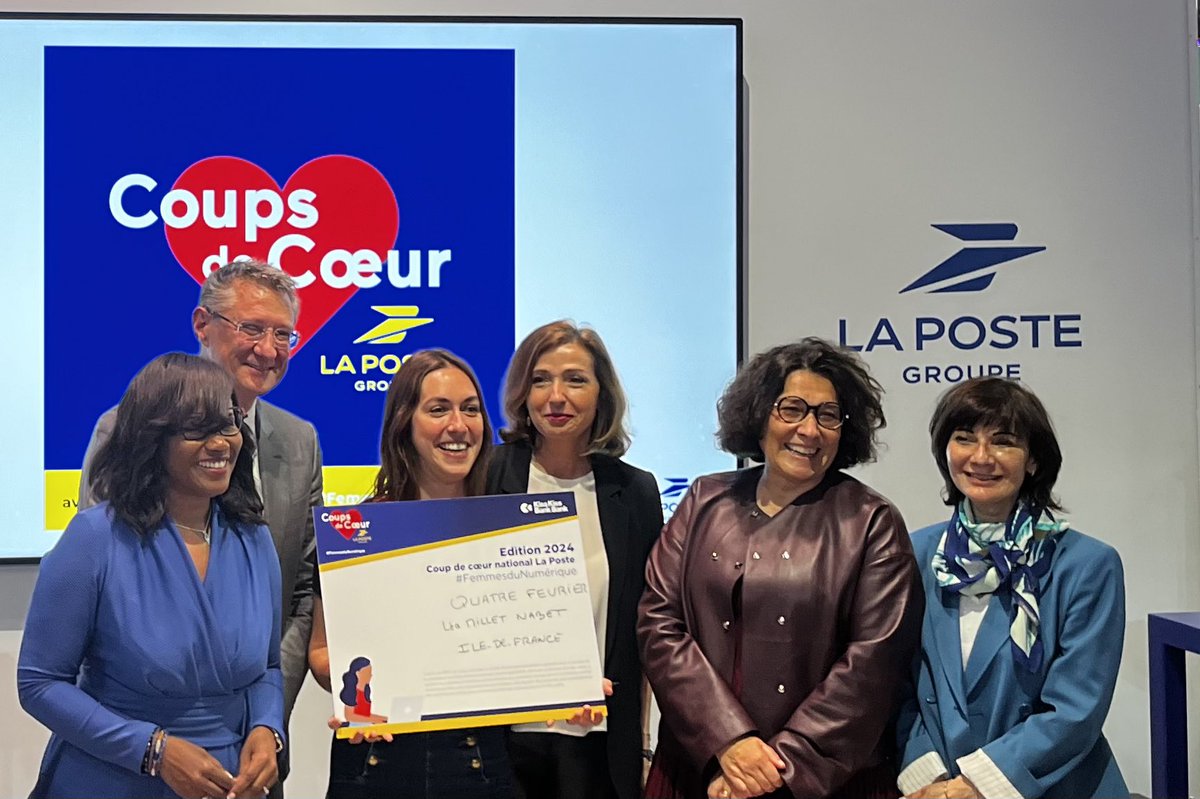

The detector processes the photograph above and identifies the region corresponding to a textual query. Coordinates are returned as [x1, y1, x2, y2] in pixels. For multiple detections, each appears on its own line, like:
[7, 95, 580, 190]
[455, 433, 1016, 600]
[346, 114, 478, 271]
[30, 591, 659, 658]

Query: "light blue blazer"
[897, 522, 1128, 799]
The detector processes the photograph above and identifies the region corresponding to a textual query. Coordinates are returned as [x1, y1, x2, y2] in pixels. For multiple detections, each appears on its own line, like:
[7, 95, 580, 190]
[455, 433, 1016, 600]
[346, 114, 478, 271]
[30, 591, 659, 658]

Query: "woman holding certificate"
[18, 353, 283, 799]
[308, 349, 516, 799]
[487, 320, 664, 799]
[638, 338, 923, 799]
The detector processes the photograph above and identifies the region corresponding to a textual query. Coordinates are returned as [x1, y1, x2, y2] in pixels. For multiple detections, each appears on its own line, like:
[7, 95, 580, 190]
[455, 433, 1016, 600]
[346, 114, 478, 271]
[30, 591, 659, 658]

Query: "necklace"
[175, 516, 212, 546]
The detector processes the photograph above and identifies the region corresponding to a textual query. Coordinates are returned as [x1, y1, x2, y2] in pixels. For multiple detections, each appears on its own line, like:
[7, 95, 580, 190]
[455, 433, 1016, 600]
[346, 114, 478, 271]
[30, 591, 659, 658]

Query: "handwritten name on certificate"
[314, 492, 605, 737]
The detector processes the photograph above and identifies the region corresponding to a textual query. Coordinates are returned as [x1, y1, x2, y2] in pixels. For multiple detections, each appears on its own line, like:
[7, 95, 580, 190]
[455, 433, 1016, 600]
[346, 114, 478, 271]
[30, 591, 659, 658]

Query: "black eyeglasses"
[179, 406, 246, 441]
[206, 307, 300, 349]
[772, 396, 847, 430]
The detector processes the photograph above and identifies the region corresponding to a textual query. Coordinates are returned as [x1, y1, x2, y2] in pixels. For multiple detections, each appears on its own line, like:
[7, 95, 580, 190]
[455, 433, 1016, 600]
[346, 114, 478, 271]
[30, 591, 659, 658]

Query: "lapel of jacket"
[255, 401, 289, 554]
[494, 443, 532, 496]
[591, 455, 628, 664]
[928, 570, 970, 713]
[963, 592, 1011, 697]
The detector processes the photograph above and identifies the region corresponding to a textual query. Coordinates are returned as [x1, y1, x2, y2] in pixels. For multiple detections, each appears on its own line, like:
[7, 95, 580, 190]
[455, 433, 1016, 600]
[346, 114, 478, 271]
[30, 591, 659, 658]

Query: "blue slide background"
[0, 18, 738, 556]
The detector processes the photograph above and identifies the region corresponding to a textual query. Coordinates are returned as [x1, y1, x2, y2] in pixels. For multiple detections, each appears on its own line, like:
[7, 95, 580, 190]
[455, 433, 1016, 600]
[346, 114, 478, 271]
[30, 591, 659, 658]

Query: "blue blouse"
[18, 502, 283, 799]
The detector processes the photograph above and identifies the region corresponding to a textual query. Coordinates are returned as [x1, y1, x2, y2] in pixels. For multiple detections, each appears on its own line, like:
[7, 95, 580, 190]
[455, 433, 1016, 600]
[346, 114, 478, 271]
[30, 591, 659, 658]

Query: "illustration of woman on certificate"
[339, 657, 388, 725]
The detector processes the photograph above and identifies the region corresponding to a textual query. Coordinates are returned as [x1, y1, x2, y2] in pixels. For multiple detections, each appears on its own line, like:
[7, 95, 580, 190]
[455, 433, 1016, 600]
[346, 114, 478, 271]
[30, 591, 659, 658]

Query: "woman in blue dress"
[307, 348, 516, 799]
[18, 353, 284, 799]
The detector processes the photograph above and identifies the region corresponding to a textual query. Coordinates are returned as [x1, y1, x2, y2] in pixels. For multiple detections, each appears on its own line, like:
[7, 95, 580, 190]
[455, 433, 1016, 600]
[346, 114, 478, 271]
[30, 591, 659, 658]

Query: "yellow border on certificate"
[334, 704, 607, 737]
[320, 514, 579, 571]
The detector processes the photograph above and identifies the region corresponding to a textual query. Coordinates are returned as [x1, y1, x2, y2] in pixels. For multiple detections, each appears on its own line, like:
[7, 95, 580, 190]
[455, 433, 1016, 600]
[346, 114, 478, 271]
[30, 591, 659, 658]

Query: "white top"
[512, 460, 609, 736]
[959, 593, 990, 668]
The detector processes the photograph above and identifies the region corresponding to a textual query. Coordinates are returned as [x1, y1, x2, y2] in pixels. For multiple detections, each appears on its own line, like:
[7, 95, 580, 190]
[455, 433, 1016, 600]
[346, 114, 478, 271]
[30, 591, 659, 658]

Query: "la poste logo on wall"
[44, 46, 515, 470]
[835, 222, 1082, 386]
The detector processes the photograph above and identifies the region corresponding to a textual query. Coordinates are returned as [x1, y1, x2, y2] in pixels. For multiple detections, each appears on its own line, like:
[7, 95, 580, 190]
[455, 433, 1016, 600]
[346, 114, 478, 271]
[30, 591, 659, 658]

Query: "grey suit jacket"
[78, 400, 323, 736]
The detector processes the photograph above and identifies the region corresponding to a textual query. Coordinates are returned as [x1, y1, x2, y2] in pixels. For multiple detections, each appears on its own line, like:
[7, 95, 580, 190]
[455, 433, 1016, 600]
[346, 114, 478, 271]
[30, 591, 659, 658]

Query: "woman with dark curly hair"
[638, 337, 923, 799]
[18, 353, 283, 799]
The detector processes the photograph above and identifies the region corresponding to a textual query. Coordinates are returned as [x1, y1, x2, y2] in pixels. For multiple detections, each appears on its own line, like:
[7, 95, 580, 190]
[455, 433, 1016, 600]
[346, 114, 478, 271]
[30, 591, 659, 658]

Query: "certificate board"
[314, 492, 605, 737]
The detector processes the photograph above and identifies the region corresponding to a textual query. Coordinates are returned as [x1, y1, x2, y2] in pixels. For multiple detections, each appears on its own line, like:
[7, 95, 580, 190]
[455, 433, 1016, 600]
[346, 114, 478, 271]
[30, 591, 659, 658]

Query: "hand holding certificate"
[315, 491, 606, 738]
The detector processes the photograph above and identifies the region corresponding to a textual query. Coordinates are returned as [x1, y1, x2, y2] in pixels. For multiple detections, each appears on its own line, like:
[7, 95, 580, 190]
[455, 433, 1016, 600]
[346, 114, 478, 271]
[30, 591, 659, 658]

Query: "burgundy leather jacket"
[638, 468, 923, 798]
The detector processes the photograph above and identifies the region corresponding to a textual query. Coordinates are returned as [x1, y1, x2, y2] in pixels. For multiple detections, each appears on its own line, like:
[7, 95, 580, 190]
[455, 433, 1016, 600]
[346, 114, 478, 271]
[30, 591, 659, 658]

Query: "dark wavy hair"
[89, 353, 263, 535]
[499, 320, 630, 457]
[371, 349, 494, 501]
[716, 337, 885, 471]
[929, 377, 1063, 511]
[339, 656, 372, 706]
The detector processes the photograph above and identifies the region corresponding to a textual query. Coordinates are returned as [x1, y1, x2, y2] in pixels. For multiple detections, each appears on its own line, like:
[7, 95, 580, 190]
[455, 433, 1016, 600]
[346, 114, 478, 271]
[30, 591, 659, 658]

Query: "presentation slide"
[0, 15, 740, 559]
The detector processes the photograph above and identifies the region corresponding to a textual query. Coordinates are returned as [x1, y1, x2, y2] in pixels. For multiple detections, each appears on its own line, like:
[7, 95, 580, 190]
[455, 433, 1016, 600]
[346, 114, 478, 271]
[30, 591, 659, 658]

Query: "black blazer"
[486, 441, 663, 799]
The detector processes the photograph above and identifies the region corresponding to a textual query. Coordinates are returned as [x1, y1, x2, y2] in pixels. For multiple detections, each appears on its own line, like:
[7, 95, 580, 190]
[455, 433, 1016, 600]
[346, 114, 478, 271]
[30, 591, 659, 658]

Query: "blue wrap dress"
[18, 502, 283, 799]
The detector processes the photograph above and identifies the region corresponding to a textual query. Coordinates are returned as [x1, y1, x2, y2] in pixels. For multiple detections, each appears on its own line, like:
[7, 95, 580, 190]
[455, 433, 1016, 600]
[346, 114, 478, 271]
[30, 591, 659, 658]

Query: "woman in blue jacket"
[897, 377, 1127, 799]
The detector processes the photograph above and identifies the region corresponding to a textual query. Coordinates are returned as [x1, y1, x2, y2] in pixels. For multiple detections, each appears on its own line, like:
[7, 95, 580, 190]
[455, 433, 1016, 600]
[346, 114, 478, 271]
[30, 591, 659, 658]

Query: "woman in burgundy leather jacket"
[638, 338, 923, 799]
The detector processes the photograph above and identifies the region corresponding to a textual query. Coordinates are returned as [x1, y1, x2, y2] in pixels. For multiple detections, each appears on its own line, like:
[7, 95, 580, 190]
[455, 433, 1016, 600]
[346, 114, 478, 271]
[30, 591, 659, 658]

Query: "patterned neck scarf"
[932, 499, 1068, 671]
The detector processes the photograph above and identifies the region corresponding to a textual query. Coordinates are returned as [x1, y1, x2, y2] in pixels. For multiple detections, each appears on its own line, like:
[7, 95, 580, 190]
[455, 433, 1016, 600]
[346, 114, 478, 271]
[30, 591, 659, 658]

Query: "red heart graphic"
[328, 509, 364, 540]
[165, 155, 400, 351]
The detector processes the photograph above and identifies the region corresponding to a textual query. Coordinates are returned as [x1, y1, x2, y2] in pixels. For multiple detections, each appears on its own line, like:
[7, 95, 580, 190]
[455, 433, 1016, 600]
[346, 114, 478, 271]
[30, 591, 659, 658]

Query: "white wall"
[0, 1, 1195, 797]
[0, 567, 42, 792]
[742, 7, 1200, 799]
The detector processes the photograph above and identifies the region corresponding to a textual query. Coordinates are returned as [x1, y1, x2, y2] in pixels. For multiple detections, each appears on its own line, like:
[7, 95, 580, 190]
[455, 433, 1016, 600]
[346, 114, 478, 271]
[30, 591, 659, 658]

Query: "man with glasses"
[79, 260, 322, 798]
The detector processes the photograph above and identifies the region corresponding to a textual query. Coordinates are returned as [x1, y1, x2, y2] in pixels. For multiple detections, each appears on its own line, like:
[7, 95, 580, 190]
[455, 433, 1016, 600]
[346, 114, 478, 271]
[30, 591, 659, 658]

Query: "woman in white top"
[487, 320, 663, 799]
[897, 377, 1128, 799]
